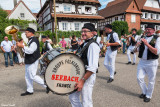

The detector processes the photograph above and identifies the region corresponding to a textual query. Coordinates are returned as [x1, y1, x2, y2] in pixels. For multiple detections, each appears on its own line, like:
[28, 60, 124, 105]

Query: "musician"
[41, 35, 53, 54]
[137, 24, 160, 102]
[103, 24, 120, 83]
[69, 23, 100, 107]
[17, 27, 47, 96]
[126, 28, 139, 65]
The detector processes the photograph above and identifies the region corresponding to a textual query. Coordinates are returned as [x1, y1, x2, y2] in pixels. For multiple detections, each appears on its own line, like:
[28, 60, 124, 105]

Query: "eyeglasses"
[81, 31, 91, 34]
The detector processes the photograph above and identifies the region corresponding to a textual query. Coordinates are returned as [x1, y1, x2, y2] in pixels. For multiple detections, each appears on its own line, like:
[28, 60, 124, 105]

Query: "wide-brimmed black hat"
[26, 27, 35, 34]
[105, 24, 112, 29]
[146, 24, 155, 29]
[82, 23, 96, 31]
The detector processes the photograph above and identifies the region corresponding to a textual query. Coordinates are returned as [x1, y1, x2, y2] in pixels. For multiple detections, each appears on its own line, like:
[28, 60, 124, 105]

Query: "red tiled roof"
[4, 10, 12, 15]
[141, 19, 160, 23]
[98, 0, 133, 18]
[75, 0, 100, 4]
[51, 13, 104, 19]
[142, 6, 160, 12]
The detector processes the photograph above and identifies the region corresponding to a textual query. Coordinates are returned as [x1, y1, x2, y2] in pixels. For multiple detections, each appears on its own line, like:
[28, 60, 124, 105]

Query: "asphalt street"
[0, 53, 160, 107]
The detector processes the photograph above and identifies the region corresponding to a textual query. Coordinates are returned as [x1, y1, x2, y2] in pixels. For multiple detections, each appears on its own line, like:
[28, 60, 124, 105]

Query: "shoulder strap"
[77, 39, 97, 56]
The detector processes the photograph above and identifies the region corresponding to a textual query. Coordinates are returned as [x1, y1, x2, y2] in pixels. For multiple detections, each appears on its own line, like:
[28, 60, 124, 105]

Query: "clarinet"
[132, 35, 146, 53]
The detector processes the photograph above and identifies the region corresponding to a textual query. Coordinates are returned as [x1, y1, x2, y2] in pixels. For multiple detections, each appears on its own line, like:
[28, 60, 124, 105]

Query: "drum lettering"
[75, 77, 79, 82]
[51, 74, 79, 82]
[56, 83, 71, 88]
[52, 60, 64, 73]
[65, 59, 80, 75]
[64, 75, 67, 81]
[51, 74, 55, 80]
[71, 76, 74, 81]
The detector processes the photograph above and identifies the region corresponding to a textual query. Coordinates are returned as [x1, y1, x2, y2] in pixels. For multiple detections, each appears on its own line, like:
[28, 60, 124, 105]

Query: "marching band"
[2, 23, 159, 106]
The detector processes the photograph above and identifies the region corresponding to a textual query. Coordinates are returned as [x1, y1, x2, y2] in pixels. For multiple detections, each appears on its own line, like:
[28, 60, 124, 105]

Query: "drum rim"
[44, 53, 85, 95]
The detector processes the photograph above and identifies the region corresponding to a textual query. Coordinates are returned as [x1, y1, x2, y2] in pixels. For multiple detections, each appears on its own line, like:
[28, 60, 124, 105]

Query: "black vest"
[138, 35, 159, 60]
[25, 37, 41, 64]
[80, 38, 98, 66]
[129, 34, 136, 46]
[41, 41, 50, 54]
[108, 31, 120, 51]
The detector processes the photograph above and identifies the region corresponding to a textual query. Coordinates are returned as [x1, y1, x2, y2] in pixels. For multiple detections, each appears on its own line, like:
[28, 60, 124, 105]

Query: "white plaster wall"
[8, 2, 36, 21]
[28, 23, 37, 31]
[144, 0, 160, 8]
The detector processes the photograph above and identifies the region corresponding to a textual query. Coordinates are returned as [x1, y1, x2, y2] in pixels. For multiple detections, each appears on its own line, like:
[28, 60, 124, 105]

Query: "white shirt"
[142, 36, 160, 60]
[106, 32, 120, 50]
[44, 42, 53, 50]
[1, 40, 13, 52]
[83, 42, 100, 73]
[129, 35, 139, 48]
[24, 38, 37, 54]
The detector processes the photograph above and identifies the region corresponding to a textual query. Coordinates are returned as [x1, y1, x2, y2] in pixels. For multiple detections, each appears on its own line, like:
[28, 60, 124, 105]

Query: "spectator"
[59, 36, 67, 49]
[17, 39, 24, 66]
[122, 34, 127, 54]
[1, 36, 14, 67]
[46, 35, 53, 45]
[79, 36, 84, 46]
[71, 35, 78, 52]
[68, 36, 72, 49]
[12, 37, 19, 64]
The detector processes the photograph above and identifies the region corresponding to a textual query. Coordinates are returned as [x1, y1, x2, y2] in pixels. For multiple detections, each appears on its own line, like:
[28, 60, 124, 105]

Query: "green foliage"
[57, 30, 81, 40]
[0, 8, 8, 19]
[136, 29, 143, 35]
[111, 21, 129, 37]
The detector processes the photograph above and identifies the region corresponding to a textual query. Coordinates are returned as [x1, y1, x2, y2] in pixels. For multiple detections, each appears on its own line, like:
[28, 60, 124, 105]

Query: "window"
[145, 13, 147, 18]
[74, 23, 80, 31]
[64, 5, 71, 12]
[115, 17, 118, 21]
[20, 13, 25, 18]
[85, 7, 91, 13]
[62, 23, 68, 30]
[131, 14, 136, 23]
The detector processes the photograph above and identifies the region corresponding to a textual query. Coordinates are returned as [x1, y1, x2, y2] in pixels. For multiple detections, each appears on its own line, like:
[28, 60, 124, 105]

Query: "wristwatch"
[82, 77, 86, 82]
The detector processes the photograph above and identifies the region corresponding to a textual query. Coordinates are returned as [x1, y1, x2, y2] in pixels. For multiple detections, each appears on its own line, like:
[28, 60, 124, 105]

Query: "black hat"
[105, 24, 112, 29]
[132, 28, 137, 32]
[26, 27, 35, 34]
[146, 24, 155, 29]
[82, 23, 95, 31]
[41, 35, 46, 38]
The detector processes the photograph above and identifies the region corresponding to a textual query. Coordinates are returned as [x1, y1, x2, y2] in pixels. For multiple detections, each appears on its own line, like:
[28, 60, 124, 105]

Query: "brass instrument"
[5, 25, 24, 57]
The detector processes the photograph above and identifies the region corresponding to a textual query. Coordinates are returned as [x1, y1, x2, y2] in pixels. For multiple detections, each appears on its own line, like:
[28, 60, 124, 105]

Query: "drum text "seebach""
[51, 74, 79, 82]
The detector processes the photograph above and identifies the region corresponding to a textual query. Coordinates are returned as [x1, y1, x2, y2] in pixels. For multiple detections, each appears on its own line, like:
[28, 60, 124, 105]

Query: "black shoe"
[46, 87, 50, 94]
[107, 78, 114, 83]
[126, 62, 131, 65]
[21, 91, 33, 96]
[114, 71, 117, 75]
[132, 63, 135, 65]
[11, 65, 14, 66]
[96, 69, 98, 73]
[139, 94, 146, 99]
[5, 66, 8, 67]
[144, 97, 151, 102]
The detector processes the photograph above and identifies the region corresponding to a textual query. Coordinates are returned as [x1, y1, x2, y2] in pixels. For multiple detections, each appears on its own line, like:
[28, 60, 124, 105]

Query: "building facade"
[98, 0, 160, 33]
[37, 0, 104, 32]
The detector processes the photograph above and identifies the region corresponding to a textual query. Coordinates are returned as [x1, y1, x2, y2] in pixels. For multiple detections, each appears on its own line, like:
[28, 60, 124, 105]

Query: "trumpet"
[5, 25, 24, 57]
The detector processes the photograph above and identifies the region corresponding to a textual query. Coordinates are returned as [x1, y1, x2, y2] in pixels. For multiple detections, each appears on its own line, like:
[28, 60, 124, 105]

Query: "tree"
[111, 21, 129, 37]
[0, 7, 8, 19]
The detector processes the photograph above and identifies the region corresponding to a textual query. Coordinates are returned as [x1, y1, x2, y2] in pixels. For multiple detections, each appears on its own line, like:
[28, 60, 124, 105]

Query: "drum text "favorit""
[51, 74, 79, 82]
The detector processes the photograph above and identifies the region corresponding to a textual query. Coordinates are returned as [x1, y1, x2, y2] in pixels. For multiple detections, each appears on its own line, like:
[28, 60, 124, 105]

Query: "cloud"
[0, 0, 46, 13]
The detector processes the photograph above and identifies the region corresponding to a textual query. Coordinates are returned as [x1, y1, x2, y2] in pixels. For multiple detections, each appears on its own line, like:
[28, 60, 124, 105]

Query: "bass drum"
[45, 53, 85, 95]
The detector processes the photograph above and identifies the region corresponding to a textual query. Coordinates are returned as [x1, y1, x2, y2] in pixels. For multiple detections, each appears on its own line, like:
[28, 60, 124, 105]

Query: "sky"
[0, 0, 114, 13]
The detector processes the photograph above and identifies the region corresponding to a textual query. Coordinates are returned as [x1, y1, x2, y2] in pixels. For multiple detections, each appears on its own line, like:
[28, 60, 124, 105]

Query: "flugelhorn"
[5, 25, 24, 57]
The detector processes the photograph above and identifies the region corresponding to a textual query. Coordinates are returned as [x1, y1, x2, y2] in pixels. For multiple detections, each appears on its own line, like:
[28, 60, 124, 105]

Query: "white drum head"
[45, 53, 85, 95]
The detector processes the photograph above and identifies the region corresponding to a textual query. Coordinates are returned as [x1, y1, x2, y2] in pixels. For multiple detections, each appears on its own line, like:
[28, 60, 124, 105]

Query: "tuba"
[5, 25, 24, 57]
